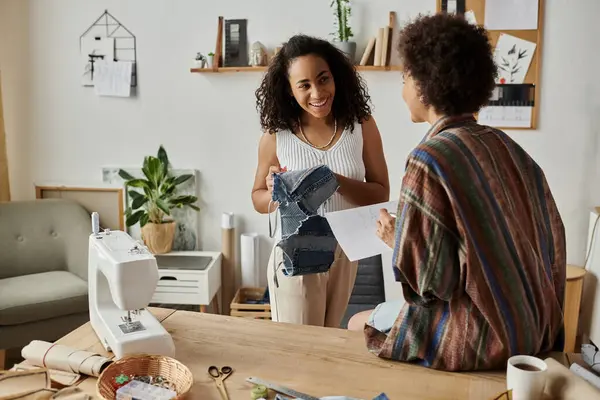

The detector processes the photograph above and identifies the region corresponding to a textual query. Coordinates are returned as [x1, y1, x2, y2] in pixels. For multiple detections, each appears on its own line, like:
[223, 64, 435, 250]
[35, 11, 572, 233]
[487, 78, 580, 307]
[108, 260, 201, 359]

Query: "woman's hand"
[265, 165, 287, 195]
[376, 209, 396, 249]
[265, 166, 280, 195]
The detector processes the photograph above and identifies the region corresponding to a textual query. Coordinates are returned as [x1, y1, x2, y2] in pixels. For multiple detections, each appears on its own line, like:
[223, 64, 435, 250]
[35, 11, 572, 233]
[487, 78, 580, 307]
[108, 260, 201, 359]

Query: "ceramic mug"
[506, 355, 548, 400]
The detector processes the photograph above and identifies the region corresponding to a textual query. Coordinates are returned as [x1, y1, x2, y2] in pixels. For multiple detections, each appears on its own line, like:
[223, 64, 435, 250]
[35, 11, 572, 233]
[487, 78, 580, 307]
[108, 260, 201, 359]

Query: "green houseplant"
[119, 145, 199, 254]
[330, 0, 356, 61]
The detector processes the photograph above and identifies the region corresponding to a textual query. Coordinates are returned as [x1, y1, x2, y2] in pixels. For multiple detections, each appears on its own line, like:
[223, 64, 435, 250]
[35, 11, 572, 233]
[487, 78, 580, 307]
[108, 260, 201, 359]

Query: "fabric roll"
[21, 340, 112, 377]
[241, 233, 260, 287]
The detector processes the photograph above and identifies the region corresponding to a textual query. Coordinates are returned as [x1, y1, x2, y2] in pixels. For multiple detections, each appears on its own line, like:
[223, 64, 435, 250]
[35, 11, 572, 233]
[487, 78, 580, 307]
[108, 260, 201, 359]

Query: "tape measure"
[246, 377, 320, 400]
[250, 384, 268, 400]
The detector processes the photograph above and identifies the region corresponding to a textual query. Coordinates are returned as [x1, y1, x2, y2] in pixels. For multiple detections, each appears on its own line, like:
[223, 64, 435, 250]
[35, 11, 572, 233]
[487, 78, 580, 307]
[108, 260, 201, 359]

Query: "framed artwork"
[101, 167, 199, 251]
[35, 184, 124, 231]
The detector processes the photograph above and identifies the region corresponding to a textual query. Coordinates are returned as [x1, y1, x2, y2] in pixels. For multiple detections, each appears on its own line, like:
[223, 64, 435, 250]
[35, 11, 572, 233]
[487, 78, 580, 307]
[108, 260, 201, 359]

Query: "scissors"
[208, 365, 233, 400]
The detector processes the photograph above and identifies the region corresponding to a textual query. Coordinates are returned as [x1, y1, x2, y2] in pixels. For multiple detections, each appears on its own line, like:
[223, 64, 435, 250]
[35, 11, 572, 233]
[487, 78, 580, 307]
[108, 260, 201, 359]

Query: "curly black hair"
[255, 34, 372, 134]
[398, 13, 498, 116]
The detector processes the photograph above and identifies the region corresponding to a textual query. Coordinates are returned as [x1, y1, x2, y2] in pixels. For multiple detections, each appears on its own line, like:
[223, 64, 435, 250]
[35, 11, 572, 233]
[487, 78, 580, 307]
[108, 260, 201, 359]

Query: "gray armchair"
[0, 199, 91, 368]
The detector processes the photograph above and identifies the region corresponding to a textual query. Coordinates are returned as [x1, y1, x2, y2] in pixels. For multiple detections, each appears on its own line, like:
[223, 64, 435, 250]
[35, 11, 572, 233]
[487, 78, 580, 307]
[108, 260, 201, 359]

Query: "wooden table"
[57, 307, 513, 400]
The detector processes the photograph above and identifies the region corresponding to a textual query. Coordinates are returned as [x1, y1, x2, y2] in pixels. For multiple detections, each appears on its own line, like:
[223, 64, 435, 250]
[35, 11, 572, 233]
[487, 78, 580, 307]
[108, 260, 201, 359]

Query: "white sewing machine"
[88, 212, 175, 360]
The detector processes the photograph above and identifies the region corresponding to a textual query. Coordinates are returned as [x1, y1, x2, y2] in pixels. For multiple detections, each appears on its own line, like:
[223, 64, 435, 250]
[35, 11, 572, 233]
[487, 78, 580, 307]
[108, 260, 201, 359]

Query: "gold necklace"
[298, 118, 337, 150]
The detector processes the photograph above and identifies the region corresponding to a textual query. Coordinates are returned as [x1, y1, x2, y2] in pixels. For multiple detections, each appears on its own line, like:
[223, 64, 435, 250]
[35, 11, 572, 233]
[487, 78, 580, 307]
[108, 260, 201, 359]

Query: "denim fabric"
[271, 165, 339, 276]
[367, 299, 405, 334]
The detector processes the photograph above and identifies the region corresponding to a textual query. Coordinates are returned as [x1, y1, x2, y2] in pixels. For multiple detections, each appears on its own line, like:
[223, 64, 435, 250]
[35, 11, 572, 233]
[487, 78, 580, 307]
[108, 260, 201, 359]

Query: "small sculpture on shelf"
[194, 52, 206, 68]
[250, 41, 268, 67]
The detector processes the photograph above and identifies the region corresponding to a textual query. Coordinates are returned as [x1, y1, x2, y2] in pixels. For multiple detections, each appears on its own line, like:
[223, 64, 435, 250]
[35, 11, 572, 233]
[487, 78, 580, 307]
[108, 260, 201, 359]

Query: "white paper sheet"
[93, 60, 132, 97]
[81, 37, 115, 86]
[493, 33, 536, 84]
[464, 10, 477, 25]
[325, 201, 398, 262]
[478, 106, 532, 128]
[485, 0, 539, 30]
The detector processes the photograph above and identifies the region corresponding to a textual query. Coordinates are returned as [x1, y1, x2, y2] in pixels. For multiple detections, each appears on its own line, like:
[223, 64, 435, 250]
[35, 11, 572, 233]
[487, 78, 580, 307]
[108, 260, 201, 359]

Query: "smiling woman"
[251, 34, 390, 328]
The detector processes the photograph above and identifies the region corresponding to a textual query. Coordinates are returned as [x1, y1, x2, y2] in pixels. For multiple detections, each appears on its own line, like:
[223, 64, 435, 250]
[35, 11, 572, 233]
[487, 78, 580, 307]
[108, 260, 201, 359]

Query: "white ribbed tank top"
[276, 121, 365, 212]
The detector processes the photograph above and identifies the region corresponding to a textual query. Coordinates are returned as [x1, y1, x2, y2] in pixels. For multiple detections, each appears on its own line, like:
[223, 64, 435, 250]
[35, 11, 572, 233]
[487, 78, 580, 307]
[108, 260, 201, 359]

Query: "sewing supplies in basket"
[96, 354, 193, 399]
[116, 380, 177, 400]
[111, 373, 176, 391]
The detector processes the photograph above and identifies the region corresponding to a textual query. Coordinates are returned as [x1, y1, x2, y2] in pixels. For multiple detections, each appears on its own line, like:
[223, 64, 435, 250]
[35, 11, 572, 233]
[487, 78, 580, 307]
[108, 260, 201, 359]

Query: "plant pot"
[141, 221, 176, 254]
[332, 41, 357, 63]
[194, 59, 206, 68]
[207, 55, 214, 69]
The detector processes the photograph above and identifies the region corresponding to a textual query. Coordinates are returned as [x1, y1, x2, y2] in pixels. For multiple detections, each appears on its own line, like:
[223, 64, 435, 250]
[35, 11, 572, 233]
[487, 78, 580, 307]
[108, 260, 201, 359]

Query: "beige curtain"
[0, 71, 10, 202]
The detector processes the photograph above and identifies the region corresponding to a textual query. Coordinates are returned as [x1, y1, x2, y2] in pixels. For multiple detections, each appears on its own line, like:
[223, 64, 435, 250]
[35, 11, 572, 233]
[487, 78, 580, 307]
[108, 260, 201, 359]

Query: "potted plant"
[207, 52, 215, 68]
[330, 0, 356, 62]
[119, 146, 199, 254]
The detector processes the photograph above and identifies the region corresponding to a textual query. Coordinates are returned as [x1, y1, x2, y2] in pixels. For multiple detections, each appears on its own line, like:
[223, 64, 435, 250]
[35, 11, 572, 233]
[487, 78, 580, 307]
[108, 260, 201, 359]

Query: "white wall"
[1, 0, 600, 300]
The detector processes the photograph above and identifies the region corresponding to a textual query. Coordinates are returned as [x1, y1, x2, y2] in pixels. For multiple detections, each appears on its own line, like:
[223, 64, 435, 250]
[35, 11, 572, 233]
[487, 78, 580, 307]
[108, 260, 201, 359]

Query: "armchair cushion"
[0, 199, 91, 281]
[0, 271, 88, 325]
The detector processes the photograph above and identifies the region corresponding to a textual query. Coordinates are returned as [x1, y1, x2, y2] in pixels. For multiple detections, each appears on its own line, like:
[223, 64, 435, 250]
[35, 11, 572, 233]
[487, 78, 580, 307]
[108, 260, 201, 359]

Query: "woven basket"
[96, 354, 193, 399]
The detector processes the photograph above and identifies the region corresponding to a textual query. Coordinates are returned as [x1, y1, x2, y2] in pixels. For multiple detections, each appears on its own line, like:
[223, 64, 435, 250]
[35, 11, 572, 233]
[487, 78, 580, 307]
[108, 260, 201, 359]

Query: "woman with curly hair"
[251, 34, 390, 327]
[349, 13, 566, 371]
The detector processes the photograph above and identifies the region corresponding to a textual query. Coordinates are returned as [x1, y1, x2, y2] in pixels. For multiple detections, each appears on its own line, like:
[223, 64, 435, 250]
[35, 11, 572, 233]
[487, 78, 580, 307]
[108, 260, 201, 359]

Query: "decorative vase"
[250, 41, 268, 66]
[207, 55, 214, 69]
[141, 220, 176, 254]
[332, 41, 357, 63]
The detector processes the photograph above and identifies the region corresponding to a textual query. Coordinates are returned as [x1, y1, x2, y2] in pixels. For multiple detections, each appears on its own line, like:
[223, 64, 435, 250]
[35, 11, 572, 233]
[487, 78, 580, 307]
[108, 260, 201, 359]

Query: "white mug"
[506, 355, 548, 400]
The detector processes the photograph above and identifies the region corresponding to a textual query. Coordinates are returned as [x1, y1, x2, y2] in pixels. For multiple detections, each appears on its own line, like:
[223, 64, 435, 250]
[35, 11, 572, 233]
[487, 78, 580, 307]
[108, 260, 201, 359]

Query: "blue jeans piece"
[367, 299, 405, 334]
[271, 165, 339, 276]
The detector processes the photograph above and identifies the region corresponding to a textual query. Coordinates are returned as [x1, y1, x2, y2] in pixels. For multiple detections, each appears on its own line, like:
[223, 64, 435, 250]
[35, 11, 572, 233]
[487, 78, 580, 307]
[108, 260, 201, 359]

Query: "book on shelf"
[360, 23, 393, 67]
[359, 37, 376, 66]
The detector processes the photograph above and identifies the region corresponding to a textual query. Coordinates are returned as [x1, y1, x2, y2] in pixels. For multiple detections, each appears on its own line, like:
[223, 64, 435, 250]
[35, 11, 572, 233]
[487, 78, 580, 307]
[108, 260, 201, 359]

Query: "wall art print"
[102, 167, 199, 251]
[493, 33, 536, 84]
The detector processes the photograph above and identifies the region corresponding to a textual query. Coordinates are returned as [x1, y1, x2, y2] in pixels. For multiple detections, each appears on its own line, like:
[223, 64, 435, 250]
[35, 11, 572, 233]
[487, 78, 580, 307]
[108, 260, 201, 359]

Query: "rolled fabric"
[21, 340, 112, 377]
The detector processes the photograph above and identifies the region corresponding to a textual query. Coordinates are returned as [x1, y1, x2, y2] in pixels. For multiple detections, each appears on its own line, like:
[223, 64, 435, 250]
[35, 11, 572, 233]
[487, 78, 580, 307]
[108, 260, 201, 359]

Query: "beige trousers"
[267, 245, 358, 328]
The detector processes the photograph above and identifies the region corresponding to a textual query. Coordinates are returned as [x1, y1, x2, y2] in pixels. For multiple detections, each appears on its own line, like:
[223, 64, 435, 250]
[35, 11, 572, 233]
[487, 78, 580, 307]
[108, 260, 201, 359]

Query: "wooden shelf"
[190, 65, 402, 74]
[197, 15, 403, 76]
